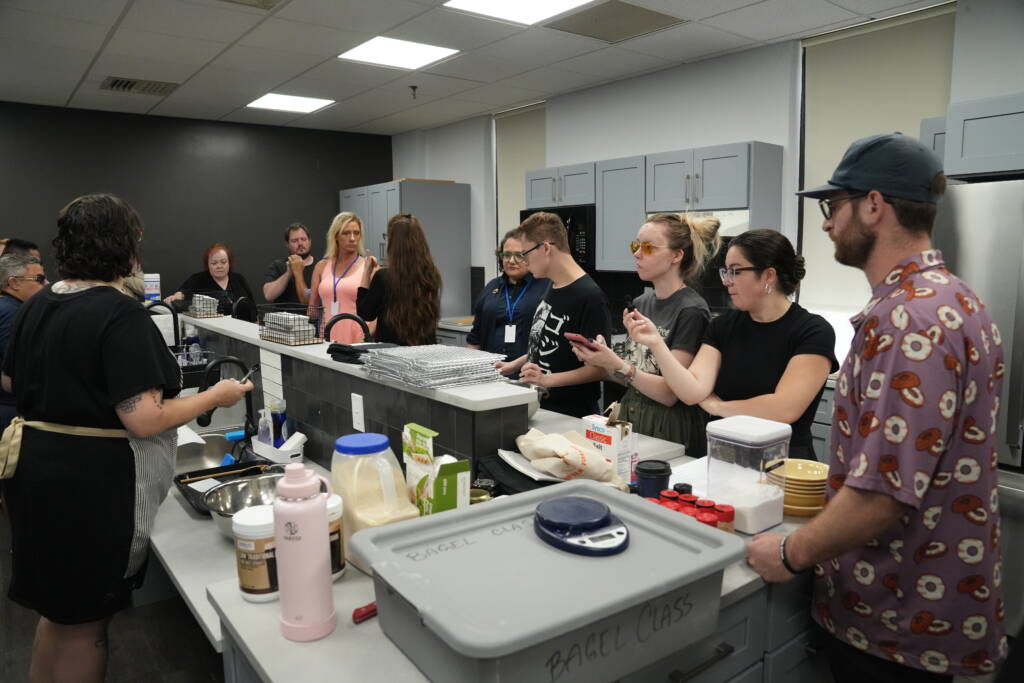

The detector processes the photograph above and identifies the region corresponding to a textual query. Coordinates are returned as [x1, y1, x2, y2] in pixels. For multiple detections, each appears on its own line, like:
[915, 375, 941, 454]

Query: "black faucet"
[323, 312, 371, 342]
[196, 355, 257, 437]
[145, 300, 181, 347]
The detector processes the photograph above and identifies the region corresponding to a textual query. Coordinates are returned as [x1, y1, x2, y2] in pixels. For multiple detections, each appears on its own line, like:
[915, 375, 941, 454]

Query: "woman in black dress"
[164, 242, 254, 311]
[2, 194, 252, 682]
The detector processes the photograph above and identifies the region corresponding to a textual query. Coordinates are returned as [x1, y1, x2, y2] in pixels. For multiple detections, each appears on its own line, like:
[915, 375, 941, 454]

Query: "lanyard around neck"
[504, 278, 532, 322]
[333, 254, 361, 295]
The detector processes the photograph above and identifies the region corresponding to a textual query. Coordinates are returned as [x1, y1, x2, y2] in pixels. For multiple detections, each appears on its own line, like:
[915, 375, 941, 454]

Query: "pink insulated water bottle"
[274, 463, 336, 642]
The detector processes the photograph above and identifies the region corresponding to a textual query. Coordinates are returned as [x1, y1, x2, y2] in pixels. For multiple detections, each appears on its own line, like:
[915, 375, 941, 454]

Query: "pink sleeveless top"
[317, 255, 366, 344]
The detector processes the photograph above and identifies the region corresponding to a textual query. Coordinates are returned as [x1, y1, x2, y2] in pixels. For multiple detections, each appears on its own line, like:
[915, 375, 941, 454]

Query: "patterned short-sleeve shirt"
[812, 250, 1007, 677]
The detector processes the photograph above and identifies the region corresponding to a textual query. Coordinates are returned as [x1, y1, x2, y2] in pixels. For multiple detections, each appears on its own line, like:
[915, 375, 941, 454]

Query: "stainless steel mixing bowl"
[202, 473, 283, 539]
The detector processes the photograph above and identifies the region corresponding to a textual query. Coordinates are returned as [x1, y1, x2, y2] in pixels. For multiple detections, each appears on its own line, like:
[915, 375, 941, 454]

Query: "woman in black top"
[625, 229, 837, 459]
[164, 242, 254, 311]
[1, 195, 252, 682]
[357, 213, 442, 346]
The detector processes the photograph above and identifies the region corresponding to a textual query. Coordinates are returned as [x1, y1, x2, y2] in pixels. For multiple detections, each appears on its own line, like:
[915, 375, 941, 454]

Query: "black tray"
[173, 459, 284, 516]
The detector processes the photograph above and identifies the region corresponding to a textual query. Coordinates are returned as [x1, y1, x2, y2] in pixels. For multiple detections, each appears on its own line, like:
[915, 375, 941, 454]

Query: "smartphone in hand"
[564, 332, 600, 351]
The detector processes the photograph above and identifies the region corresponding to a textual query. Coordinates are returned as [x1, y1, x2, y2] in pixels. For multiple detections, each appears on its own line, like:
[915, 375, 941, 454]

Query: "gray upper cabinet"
[524, 163, 595, 208]
[646, 150, 694, 212]
[340, 180, 470, 317]
[944, 92, 1024, 177]
[693, 143, 749, 210]
[919, 116, 947, 158]
[596, 156, 646, 271]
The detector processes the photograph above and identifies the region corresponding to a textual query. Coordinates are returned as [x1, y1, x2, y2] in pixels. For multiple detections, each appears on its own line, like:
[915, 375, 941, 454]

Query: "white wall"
[545, 41, 803, 244]
[392, 115, 496, 283]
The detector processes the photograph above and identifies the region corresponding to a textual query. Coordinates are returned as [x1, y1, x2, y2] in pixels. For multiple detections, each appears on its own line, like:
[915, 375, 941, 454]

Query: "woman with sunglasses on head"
[625, 229, 838, 460]
[308, 212, 370, 343]
[571, 214, 720, 456]
[466, 230, 550, 377]
[356, 213, 442, 346]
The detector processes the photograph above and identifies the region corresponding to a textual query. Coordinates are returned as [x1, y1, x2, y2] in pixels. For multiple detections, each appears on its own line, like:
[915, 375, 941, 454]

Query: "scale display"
[533, 496, 629, 556]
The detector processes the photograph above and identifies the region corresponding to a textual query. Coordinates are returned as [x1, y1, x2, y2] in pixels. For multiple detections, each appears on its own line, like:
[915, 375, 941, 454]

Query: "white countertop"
[438, 316, 473, 333]
[186, 315, 535, 412]
[529, 408, 686, 462]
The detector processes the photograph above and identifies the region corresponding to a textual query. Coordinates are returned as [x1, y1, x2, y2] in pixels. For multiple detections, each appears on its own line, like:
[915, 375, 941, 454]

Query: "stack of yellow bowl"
[765, 459, 829, 517]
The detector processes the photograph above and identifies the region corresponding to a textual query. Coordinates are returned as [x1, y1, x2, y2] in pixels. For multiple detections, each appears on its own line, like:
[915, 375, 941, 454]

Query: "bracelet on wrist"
[779, 536, 802, 575]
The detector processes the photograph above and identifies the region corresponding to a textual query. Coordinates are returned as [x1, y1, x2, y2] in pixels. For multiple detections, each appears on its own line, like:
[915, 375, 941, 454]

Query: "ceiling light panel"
[247, 93, 334, 113]
[443, 0, 596, 26]
[339, 36, 458, 70]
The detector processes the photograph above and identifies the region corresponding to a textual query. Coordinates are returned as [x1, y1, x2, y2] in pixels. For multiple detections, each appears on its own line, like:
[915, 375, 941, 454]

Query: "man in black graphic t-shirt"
[498, 212, 611, 417]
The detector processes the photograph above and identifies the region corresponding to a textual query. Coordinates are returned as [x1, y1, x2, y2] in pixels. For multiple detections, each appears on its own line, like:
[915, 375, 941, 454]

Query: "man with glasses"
[497, 212, 611, 417]
[747, 133, 1006, 681]
[0, 253, 47, 430]
[466, 229, 549, 374]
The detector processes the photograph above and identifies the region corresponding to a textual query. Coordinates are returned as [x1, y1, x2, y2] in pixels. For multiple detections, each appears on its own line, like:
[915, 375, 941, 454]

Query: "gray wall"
[0, 101, 392, 297]
[949, 0, 1024, 103]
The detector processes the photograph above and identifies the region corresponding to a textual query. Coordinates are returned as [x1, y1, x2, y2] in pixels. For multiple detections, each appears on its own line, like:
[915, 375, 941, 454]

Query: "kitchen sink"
[175, 428, 245, 474]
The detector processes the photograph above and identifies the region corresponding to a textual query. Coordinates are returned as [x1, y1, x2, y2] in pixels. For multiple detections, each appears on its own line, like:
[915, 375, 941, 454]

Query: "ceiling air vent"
[545, 0, 687, 43]
[100, 77, 179, 97]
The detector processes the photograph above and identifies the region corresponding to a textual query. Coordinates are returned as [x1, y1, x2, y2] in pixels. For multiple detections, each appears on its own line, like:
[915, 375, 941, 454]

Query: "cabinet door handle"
[694, 173, 701, 204]
[684, 174, 691, 204]
[667, 642, 734, 682]
[551, 178, 556, 203]
[558, 176, 563, 202]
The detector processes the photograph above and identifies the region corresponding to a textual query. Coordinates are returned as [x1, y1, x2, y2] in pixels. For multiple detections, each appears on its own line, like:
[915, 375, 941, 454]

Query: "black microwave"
[519, 205, 596, 271]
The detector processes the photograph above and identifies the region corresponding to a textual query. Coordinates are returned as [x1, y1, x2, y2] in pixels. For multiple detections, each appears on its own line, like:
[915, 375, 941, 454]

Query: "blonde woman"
[308, 212, 369, 343]
[571, 213, 720, 455]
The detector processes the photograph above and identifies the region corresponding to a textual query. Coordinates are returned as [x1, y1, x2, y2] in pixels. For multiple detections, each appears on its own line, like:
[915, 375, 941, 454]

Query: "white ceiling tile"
[497, 67, 605, 94]
[378, 71, 484, 101]
[179, 0, 270, 15]
[89, 53, 200, 84]
[425, 52, 530, 82]
[149, 95, 243, 121]
[385, 7, 524, 51]
[0, 6, 111, 50]
[220, 106, 307, 126]
[272, 74, 372, 102]
[554, 46, 672, 78]
[772, 15, 866, 40]
[120, 0, 262, 43]
[620, 21, 756, 61]
[174, 65, 282, 99]
[352, 97, 489, 135]
[0, 0, 128, 24]
[703, 0, 858, 41]
[276, 0, 428, 34]
[336, 87, 422, 120]
[239, 18, 369, 58]
[0, 37, 94, 75]
[827, 0, 922, 14]
[288, 58, 407, 92]
[212, 44, 326, 83]
[104, 29, 227, 66]
[458, 82, 547, 107]
[349, 118, 411, 136]
[473, 27, 605, 70]
[0, 63, 80, 106]
[68, 86, 162, 114]
[621, 1, 766, 21]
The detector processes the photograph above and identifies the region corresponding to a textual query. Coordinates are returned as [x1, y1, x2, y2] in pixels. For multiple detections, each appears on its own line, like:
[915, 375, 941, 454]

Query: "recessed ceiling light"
[247, 93, 334, 113]
[443, 0, 595, 25]
[339, 37, 458, 70]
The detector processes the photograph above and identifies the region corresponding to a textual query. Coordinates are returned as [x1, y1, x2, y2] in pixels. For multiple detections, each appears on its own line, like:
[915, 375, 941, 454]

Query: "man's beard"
[834, 212, 876, 269]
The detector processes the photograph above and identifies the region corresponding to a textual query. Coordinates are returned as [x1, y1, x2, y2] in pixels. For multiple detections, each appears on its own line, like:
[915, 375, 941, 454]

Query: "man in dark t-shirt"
[498, 212, 611, 417]
[263, 223, 315, 304]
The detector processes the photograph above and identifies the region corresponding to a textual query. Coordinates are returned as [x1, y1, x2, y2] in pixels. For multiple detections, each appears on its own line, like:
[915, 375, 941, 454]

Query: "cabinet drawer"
[763, 629, 832, 683]
[622, 589, 767, 683]
[727, 661, 762, 683]
[765, 574, 813, 651]
[435, 330, 466, 347]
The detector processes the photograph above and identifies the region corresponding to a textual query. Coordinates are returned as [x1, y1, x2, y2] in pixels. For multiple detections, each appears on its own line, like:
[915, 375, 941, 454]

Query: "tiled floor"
[0, 512, 223, 683]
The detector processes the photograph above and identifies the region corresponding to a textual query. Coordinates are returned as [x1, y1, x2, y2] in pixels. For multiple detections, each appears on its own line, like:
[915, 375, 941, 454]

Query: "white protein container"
[232, 505, 278, 602]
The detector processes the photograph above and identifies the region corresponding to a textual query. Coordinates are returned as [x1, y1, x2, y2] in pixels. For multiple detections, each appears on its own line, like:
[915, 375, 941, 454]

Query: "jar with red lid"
[695, 499, 716, 511]
[678, 494, 698, 508]
[659, 490, 679, 503]
[696, 511, 719, 527]
[715, 504, 735, 533]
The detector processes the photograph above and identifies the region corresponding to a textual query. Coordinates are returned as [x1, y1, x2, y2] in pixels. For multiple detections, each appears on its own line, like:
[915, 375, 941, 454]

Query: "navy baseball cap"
[797, 132, 944, 203]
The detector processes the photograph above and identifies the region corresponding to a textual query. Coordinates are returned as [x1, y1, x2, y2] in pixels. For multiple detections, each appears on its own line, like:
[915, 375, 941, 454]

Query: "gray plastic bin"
[349, 480, 746, 683]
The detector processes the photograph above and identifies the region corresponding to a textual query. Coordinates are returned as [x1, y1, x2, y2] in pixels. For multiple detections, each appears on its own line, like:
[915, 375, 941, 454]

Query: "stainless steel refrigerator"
[932, 178, 1024, 636]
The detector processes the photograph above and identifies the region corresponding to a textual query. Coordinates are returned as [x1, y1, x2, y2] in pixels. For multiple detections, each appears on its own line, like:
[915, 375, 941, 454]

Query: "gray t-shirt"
[623, 287, 709, 374]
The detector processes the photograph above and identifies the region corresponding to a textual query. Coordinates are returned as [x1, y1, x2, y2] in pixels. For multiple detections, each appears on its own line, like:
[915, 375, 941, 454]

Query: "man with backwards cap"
[746, 133, 1006, 681]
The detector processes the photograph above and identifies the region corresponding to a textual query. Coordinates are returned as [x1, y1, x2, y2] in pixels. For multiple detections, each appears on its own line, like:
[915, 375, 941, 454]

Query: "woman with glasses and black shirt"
[466, 230, 550, 376]
[625, 229, 837, 460]
[571, 213, 720, 456]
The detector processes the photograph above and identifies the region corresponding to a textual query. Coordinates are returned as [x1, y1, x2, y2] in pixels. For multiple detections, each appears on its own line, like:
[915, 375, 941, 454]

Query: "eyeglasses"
[496, 251, 525, 262]
[718, 266, 760, 284]
[818, 193, 867, 220]
[629, 240, 670, 256]
[514, 242, 545, 262]
[13, 274, 47, 285]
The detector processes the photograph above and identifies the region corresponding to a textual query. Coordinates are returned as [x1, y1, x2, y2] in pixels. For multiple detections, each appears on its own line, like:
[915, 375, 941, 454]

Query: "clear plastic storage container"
[705, 416, 790, 534]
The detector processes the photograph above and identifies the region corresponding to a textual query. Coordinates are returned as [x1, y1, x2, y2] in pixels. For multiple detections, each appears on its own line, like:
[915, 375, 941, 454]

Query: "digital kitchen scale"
[533, 496, 629, 556]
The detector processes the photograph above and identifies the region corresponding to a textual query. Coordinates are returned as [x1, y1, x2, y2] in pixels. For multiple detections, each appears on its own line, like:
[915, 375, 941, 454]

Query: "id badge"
[504, 324, 516, 343]
[331, 301, 339, 316]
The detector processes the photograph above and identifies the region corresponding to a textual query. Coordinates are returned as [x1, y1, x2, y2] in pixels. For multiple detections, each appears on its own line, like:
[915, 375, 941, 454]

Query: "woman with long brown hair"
[357, 213, 442, 346]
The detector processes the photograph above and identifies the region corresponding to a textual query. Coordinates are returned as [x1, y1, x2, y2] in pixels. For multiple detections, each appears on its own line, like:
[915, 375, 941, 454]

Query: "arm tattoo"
[116, 394, 141, 413]
[151, 391, 164, 409]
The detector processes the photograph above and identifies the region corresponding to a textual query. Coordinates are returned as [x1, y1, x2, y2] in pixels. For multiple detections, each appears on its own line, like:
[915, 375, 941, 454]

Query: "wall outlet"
[352, 393, 364, 432]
